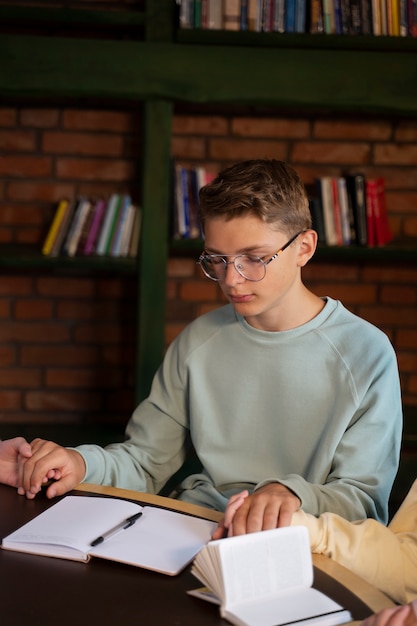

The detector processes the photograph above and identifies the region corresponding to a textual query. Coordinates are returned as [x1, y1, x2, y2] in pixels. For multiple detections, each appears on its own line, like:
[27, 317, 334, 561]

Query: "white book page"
[91, 506, 216, 575]
[226, 587, 350, 626]
[2, 496, 143, 560]
[220, 526, 313, 607]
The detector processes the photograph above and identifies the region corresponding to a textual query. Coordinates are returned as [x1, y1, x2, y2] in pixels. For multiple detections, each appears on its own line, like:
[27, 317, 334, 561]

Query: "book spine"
[83, 199, 107, 255]
[42, 199, 69, 256]
[110, 195, 132, 257]
[96, 194, 120, 255]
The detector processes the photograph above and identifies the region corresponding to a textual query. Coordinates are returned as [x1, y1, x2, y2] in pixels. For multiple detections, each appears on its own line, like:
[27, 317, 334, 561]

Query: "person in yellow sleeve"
[214, 480, 417, 606]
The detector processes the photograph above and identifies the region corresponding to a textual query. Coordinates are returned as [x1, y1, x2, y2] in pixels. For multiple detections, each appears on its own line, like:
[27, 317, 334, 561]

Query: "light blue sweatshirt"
[77, 298, 402, 522]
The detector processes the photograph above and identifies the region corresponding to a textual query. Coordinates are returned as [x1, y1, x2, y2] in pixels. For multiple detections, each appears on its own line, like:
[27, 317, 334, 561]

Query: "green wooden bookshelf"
[1, 0, 417, 405]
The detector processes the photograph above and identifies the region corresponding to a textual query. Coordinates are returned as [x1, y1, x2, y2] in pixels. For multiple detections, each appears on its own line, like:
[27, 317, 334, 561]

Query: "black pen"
[90, 511, 143, 547]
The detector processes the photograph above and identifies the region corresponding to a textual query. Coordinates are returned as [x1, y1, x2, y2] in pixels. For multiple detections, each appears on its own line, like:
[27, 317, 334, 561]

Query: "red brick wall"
[0, 105, 416, 430]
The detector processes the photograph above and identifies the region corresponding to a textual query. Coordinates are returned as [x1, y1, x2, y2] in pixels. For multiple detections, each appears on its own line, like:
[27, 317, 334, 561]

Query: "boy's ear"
[297, 230, 318, 267]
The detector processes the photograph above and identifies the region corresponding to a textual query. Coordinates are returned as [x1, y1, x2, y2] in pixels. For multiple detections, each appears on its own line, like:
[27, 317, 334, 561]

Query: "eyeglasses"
[197, 231, 304, 282]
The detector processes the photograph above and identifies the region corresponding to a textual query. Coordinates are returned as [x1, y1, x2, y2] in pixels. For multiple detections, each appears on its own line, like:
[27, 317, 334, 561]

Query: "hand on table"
[213, 483, 301, 539]
[17, 438, 86, 499]
[0, 437, 32, 488]
[361, 604, 417, 626]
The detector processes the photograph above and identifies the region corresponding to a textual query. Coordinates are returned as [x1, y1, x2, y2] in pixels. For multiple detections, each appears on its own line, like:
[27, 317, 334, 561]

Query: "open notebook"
[2, 494, 217, 576]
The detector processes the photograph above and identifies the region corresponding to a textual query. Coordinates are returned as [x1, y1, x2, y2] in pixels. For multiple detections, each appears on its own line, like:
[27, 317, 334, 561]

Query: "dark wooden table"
[0, 483, 394, 626]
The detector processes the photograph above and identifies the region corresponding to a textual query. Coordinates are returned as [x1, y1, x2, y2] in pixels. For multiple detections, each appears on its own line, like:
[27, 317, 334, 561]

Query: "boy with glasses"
[9, 160, 402, 533]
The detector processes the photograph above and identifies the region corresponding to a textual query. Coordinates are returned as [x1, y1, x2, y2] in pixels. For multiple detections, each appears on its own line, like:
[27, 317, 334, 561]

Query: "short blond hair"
[199, 159, 311, 235]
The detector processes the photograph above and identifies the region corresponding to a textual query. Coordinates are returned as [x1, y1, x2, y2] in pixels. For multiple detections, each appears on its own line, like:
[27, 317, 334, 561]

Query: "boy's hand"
[213, 483, 301, 539]
[17, 438, 86, 499]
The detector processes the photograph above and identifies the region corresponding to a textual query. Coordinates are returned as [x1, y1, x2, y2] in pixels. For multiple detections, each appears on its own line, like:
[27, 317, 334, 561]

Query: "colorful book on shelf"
[49, 199, 77, 257]
[42, 199, 70, 256]
[366, 177, 393, 247]
[223, 0, 241, 30]
[2, 495, 216, 576]
[118, 202, 137, 257]
[83, 198, 107, 256]
[104, 195, 124, 256]
[65, 198, 92, 257]
[188, 526, 352, 626]
[96, 194, 120, 256]
[345, 173, 368, 246]
[207, 0, 223, 29]
[60, 197, 88, 257]
[317, 177, 338, 246]
[110, 195, 132, 257]
[75, 200, 96, 256]
[337, 177, 352, 245]
[127, 205, 142, 258]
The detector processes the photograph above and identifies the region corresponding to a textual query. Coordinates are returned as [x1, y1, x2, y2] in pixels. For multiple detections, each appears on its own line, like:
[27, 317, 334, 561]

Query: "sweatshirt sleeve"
[291, 508, 417, 605]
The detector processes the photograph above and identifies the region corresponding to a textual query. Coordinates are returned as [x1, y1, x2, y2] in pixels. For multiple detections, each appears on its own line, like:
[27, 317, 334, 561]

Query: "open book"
[2, 495, 216, 576]
[188, 526, 352, 626]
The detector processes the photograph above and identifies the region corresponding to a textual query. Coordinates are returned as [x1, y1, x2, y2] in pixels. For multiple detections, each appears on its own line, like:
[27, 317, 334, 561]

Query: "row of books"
[42, 194, 142, 258]
[310, 174, 393, 247]
[178, 0, 417, 37]
[173, 164, 216, 239]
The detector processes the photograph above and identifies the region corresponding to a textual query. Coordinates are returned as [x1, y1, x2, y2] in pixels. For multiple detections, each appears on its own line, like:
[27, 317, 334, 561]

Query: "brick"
[0, 108, 17, 126]
[180, 280, 218, 302]
[37, 277, 95, 298]
[168, 258, 197, 278]
[0, 155, 51, 177]
[14, 299, 54, 320]
[0, 322, 69, 343]
[74, 322, 135, 345]
[7, 181, 75, 202]
[404, 217, 417, 237]
[381, 285, 417, 305]
[42, 132, 123, 157]
[0, 300, 10, 317]
[0, 391, 22, 410]
[56, 157, 135, 181]
[394, 121, 417, 142]
[0, 276, 33, 296]
[0, 369, 41, 388]
[171, 137, 207, 159]
[173, 115, 228, 135]
[375, 144, 417, 165]
[165, 323, 187, 345]
[20, 108, 60, 128]
[0, 346, 16, 366]
[63, 109, 136, 133]
[0, 205, 45, 225]
[387, 191, 417, 213]
[209, 138, 288, 160]
[314, 119, 391, 140]
[358, 306, 417, 327]
[232, 117, 310, 138]
[304, 262, 360, 281]
[25, 390, 102, 412]
[397, 329, 417, 349]
[45, 368, 123, 388]
[397, 353, 417, 373]
[305, 283, 377, 304]
[291, 141, 370, 164]
[21, 345, 99, 367]
[0, 130, 36, 152]
[362, 266, 417, 283]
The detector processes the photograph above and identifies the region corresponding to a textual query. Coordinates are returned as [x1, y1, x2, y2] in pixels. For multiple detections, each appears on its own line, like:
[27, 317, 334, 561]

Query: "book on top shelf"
[345, 173, 368, 246]
[366, 177, 393, 247]
[83, 198, 107, 256]
[42, 199, 69, 256]
[188, 525, 352, 626]
[2, 495, 216, 576]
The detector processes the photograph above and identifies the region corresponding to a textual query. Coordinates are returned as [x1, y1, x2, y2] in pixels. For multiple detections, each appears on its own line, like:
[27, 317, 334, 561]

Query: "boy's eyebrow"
[204, 244, 269, 255]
